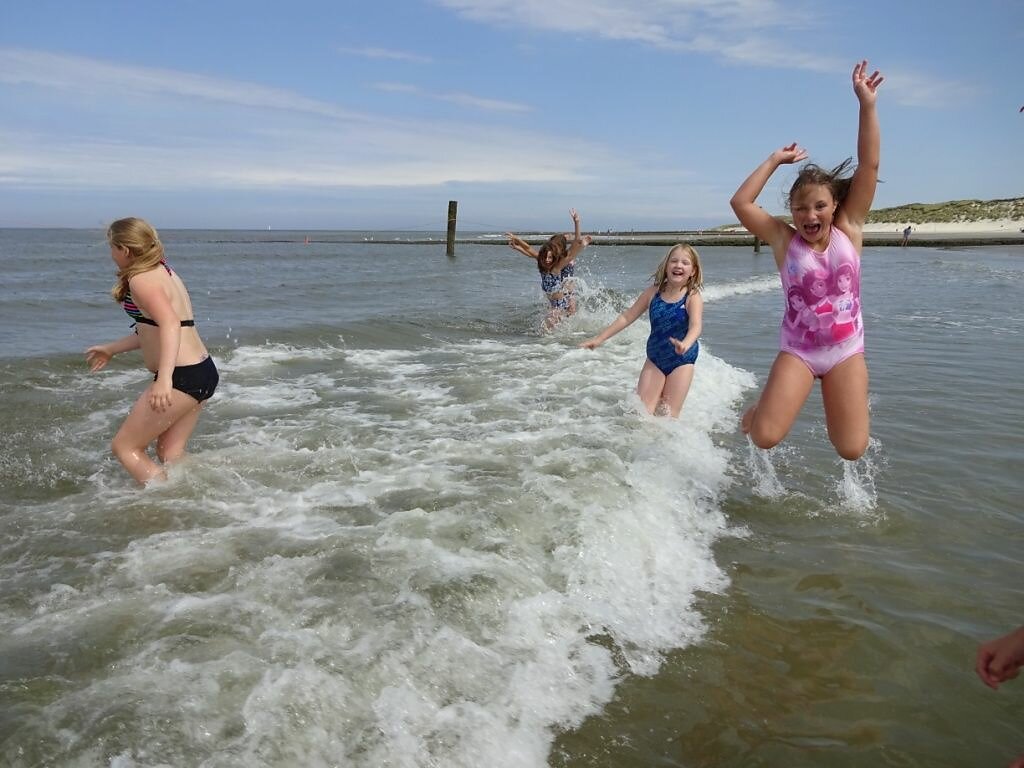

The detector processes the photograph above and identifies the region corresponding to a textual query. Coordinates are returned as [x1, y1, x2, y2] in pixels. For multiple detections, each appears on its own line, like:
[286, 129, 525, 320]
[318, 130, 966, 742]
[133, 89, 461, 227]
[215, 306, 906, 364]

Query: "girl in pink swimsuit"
[729, 60, 884, 461]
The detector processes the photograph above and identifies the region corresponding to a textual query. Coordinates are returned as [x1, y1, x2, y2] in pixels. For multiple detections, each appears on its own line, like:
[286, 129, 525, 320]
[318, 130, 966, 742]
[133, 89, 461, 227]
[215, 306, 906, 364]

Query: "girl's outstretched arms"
[841, 60, 884, 229]
[669, 292, 704, 355]
[730, 143, 807, 259]
[506, 232, 538, 259]
[580, 285, 656, 349]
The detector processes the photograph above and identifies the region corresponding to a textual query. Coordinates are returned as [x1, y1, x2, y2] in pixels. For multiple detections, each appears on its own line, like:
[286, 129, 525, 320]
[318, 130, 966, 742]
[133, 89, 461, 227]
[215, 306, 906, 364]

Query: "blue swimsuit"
[540, 262, 575, 309]
[646, 291, 698, 375]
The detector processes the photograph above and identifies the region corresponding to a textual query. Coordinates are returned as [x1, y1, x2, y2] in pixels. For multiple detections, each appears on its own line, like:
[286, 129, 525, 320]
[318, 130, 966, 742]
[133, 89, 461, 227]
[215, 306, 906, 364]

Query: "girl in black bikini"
[86, 217, 219, 485]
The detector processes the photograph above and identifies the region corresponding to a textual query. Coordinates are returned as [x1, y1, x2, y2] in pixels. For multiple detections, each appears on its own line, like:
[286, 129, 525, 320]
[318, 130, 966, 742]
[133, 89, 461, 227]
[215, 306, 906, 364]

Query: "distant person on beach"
[580, 243, 704, 418]
[901, 225, 912, 246]
[977, 625, 1024, 767]
[86, 217, 219, 485]
[729, 60, 883, 460]
[507, 208, 592, 330]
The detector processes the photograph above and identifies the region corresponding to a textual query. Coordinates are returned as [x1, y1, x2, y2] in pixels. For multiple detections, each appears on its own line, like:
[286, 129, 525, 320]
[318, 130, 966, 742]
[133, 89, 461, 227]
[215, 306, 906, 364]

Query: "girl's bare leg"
[156, 402, 203, 464]
[112, 388, 204, 485]
[743, 352, 814, 449]
[662, 364, 696, 418]
[820, 353, 869, 460]
[636, 360, 667, 414]
[543, 307, 564, 332]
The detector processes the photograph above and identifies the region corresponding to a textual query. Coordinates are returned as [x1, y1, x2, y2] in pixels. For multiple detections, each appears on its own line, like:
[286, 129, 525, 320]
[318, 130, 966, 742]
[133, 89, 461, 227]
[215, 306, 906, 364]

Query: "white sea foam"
[2, 321, 755, 766]
[703, 275, 778, 302]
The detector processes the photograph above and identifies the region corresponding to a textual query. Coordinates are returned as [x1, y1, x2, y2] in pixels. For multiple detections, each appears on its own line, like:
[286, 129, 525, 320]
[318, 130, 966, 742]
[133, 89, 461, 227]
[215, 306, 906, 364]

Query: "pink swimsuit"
[779, 227, 864, 377]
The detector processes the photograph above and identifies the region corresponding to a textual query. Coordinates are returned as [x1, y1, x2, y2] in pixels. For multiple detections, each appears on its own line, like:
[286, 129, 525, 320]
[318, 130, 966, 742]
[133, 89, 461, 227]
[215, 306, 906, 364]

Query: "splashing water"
[834, 436, 882, 515]
[746, 438, 786, 499]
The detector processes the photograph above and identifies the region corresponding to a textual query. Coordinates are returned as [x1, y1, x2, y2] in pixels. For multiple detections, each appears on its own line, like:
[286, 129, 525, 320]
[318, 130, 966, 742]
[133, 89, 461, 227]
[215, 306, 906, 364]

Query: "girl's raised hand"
[772, 142, 808, 165]
[852, 60, 884, 104]
[569, 208, 580, 223]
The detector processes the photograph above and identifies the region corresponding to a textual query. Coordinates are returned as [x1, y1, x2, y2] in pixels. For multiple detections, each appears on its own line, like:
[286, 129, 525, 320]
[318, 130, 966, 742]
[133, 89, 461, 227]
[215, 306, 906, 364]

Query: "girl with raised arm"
[730, 60, 883, 460]
[507, 208, 592, 329]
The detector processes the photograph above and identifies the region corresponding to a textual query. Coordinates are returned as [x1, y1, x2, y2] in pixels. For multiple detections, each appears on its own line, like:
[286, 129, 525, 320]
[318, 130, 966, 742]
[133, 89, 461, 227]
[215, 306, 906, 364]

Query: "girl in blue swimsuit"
[507, 208, 592, 330]
[580, 244, 704, 418]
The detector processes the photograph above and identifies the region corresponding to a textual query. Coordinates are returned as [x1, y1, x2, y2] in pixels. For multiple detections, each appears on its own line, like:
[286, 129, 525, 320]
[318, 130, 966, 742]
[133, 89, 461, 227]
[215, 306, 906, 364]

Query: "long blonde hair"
[652, 243, 703, 292]
[108, 217, 165, 302]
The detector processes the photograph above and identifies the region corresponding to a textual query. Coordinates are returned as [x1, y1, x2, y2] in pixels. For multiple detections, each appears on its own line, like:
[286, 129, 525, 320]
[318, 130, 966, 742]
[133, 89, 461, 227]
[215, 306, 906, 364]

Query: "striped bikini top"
[123, 261, 195, 328]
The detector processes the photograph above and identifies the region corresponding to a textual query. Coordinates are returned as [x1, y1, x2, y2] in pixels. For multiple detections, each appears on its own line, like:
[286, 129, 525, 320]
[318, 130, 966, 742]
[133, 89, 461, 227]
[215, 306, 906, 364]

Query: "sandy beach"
[862, 218, 1024, 234]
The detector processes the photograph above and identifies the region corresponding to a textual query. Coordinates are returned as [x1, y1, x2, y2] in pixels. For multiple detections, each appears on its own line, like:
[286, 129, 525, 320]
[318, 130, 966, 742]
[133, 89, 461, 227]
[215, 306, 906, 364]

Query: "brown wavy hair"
[787, 158, 855, 211]
[536, 233, 568, 273]
[107, 217, 165, 302]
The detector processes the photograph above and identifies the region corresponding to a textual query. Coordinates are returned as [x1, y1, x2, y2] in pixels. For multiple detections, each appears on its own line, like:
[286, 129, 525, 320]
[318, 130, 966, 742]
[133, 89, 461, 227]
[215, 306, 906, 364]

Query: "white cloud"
[880, 69, 977, 108]
[337, 46, 433, 63]
[433, 0, 975, 105]
[434, 0, 799, 49]
[0, 123, 596, 190]
[373, 82, 533, 113]
[0, 47, 596, 191]
[0, 48, 368, 122]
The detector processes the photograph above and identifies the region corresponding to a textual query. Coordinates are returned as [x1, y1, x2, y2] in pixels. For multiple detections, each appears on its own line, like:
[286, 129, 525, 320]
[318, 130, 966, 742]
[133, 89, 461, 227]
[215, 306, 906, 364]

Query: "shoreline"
[452, 218, 1024, 248]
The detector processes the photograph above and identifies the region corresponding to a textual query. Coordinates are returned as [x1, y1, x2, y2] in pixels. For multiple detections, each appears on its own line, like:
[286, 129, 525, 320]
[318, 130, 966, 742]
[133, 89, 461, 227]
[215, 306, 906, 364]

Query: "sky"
[1, 0, 1021, 231]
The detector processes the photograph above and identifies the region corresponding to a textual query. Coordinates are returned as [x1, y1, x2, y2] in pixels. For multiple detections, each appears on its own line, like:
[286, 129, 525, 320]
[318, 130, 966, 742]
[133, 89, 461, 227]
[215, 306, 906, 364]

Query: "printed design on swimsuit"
[541, 267, 571, 309]
[560, 261, 575, 284]
[646, 291, 698, 376]
[781, 229, 862, 351]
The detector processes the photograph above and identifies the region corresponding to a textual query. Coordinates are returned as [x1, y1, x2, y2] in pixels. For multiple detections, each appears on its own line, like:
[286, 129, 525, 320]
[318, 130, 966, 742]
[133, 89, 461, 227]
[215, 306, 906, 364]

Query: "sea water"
[0, 229, 1021, 766]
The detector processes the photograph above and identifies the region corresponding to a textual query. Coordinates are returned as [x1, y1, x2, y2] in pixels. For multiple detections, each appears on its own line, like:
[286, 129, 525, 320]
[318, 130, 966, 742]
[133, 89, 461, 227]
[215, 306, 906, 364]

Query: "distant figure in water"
[977, 625, 1024, 767]
[580, 243, 704, 418]
[507, 208, 592, 330]
[86, 217, 219, 485]
[730, 60, 884, 460]
[901, 225, 912, 246]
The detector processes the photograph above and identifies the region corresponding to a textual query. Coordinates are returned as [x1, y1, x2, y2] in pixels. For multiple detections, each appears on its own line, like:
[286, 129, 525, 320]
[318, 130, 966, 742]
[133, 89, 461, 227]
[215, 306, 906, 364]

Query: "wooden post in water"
[753, 234, 761, 253]
[446, 200, 458, 257]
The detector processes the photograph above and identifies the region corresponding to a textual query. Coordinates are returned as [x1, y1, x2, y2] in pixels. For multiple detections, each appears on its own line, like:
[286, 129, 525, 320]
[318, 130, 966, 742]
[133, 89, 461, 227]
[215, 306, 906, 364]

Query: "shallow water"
[1, 229, 1022, 766]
